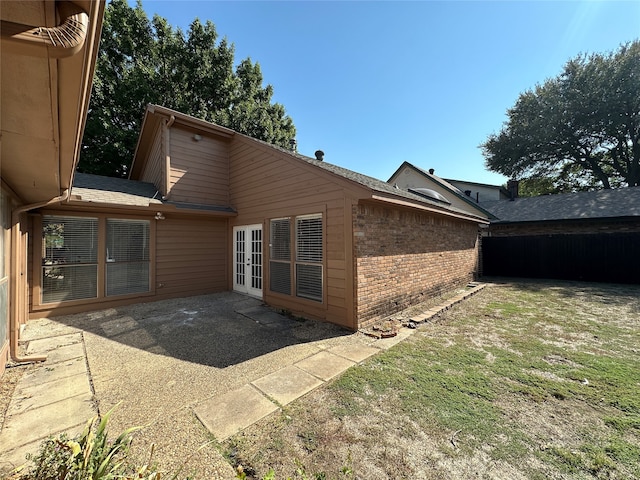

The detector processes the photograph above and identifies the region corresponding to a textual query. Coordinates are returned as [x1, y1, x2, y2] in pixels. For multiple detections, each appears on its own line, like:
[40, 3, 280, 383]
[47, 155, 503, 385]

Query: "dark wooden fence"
[482, 233, 640, 284]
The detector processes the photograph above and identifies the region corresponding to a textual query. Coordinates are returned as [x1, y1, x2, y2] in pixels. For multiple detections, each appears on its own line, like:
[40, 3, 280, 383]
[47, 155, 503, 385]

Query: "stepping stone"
[252, 365, 323, 406]
[295, 351, 355, 382]
[194, 385, 278, 441]
[328, 344, 379, 363]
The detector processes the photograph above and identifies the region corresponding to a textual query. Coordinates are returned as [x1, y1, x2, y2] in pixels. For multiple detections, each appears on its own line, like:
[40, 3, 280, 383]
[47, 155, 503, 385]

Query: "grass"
[224, 281, 640, 479]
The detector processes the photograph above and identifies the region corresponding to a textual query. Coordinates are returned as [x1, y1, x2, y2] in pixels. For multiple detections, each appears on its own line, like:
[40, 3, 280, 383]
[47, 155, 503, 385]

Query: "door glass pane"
[251, 228, 262, 290]
[235, 229, 245, 286]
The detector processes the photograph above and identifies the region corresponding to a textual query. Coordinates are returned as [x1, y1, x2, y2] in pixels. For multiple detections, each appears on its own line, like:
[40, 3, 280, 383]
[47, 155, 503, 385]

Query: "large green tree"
[79, 0, 296, 177]
[482, 40, 640, 192]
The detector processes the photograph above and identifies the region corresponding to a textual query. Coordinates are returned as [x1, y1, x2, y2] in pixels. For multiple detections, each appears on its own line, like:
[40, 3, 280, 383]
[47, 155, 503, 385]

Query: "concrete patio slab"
[328, 344, 380, 363]
[9, 372, 91, 415]
[26, 339, 85, 364]
[26, 333, 83, 356]
[295, 351, 355, 382]
[18, 357, 87, 387]
[0, 393, 95, 449]
[19, 318, 81, 341]
[252, 365, 323, 405]
[194, 385, 278, 441]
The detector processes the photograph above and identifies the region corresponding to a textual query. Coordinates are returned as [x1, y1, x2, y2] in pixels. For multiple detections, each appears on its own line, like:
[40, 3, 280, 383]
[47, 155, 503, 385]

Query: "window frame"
[295, 214, 323, 302]
[32, 212, 156, 310]
[268, 213, 324, 304]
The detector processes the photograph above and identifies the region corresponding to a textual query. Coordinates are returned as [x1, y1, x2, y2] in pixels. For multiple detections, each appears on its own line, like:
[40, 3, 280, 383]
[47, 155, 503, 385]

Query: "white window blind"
[269, 218, 291, 295]
[42, 216, 98, 303]
[295, 215, 323, 301]
[106, 219, 150, 296]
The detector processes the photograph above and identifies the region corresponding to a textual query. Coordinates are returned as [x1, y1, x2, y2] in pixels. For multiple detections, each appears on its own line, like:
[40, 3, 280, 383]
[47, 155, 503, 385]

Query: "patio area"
[0, 292, 390, 477]
[0, 285, 485, 478]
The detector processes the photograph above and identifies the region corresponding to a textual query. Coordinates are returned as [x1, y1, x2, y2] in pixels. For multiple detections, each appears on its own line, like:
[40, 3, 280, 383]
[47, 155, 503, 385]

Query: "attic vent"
[314, 150, 324, 161]
[408, 188, 451, 205]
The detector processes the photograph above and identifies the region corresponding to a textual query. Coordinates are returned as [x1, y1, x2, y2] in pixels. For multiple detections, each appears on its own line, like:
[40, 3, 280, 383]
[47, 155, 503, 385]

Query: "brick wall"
[353, 203, 479, 327]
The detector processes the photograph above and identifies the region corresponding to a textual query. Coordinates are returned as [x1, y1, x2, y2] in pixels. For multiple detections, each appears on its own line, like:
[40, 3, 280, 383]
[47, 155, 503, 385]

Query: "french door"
[233, 224, 263, 298]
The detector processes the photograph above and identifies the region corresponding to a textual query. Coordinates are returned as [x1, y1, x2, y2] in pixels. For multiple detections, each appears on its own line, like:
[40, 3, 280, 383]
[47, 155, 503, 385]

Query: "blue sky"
[134, 1, 640, 186]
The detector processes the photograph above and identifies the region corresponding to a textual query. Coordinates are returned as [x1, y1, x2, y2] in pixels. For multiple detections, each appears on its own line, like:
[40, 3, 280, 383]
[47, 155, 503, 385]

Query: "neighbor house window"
[42, 216, 98, 303]
[269, 214, 323, 302]
[106, 219, 150, 296]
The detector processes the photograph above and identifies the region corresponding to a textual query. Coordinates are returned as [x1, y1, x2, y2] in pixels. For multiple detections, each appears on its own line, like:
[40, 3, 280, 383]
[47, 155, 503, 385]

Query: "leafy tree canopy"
[482, 40, 640, 193]
[79, 0, 296, 177]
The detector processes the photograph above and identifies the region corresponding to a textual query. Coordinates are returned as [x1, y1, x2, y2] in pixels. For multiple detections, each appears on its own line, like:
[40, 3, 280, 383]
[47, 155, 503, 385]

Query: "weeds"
[10, 404, 194, 480]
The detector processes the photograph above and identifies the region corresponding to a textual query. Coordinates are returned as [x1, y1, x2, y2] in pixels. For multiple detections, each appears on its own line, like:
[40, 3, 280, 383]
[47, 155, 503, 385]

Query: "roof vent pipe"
[428, 168, 435, 174]
[314, 150, 324, 161]
[1, 1, 89, 58]
[289, 139, 297, 151]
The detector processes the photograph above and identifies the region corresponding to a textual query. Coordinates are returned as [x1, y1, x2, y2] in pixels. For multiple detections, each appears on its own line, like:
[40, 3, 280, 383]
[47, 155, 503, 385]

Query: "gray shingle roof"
[256, 142, 487, 220]
[480, 187, 640, 223]
[72, 173, 163, 206]
[72, 173, 236, 213]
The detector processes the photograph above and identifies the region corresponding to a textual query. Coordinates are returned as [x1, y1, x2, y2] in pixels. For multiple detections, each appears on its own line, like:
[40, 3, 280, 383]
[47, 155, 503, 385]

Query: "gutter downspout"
[9, 190, 70, 364]
[0, 1, 89, 58]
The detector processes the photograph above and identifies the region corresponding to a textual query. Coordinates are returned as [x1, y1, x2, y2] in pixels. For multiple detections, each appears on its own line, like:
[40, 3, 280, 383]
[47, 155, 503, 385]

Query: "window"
[269, 214, 323, 302]
[106, 219, 150, 296]
[269, 218, 291, 295]
[296, 215, 323, 301]
[42, 216, 98, 303]
[40, 215, 151, 305]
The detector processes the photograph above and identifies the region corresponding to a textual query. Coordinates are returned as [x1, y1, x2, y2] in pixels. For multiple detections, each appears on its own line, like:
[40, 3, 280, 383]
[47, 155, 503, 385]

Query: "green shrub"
[15, 405, 161, 480]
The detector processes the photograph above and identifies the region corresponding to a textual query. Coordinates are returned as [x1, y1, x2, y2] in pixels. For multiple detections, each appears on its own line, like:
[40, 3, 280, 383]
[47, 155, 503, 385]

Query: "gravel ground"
[2, 291, 378, 479]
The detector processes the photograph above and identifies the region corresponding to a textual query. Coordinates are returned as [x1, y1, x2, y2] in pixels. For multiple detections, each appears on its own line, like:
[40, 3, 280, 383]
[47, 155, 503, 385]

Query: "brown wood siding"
[155, 217, 227, 297]
[139, 123, 164, 190]
[229, 137, 363, 329]
[168, 128, 230, 206]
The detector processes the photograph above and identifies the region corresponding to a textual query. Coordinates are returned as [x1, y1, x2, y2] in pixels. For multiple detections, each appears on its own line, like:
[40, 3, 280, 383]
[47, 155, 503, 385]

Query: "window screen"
[106, 219, 150, 296]
[295, 215, 323, 301]
[42, 216, 98, 303]
[269, 218, 291, 295]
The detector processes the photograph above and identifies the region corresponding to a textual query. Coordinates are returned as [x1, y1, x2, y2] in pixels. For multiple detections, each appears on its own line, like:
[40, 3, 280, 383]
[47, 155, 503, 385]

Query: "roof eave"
[370, 192, 490, 224]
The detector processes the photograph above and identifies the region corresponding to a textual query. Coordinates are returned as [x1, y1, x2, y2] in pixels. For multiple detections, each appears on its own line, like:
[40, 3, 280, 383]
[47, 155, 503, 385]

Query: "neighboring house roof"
[481, 187, 640, 223]
[387, 161, 496, 219]
[71, 173, 236, 214]
[443, 178, 510, 198]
